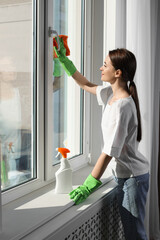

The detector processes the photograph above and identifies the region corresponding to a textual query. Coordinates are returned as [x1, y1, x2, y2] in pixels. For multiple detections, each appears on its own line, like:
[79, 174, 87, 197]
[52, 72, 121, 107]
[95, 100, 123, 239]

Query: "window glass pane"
[0, 0, 36, 191]
[52, 0, 83, 164]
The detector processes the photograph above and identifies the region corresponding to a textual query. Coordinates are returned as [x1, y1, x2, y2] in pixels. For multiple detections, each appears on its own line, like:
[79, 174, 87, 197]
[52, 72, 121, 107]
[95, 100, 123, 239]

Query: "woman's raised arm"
[53, 37, 98, 95]
[72, 70, 98, 95]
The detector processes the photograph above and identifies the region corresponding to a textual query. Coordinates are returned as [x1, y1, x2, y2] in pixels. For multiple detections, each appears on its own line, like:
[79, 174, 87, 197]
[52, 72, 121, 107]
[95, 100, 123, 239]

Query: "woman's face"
[100, 55, 117, 83]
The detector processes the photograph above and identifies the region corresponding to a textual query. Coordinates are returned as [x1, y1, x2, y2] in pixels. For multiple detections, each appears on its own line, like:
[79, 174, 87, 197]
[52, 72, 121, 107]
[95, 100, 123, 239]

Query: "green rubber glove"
[54, 36, 77, 76]
[69, 173, 102, 205]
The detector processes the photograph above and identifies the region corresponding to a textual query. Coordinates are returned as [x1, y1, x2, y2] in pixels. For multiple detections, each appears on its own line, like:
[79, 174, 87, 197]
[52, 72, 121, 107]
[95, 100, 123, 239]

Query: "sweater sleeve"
[96, 85, 112, 107]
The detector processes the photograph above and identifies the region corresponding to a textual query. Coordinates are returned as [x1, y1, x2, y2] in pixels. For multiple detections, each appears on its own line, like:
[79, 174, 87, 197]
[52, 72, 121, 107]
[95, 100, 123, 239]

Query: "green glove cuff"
[83, 174, 102, 193]
[54, 48, 77, 76]
[61, 59, 77, 76]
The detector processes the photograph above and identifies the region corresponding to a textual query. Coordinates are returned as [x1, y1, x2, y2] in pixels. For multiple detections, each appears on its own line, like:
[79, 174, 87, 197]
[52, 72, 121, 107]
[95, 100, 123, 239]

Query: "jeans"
[113, 172, 150, 240]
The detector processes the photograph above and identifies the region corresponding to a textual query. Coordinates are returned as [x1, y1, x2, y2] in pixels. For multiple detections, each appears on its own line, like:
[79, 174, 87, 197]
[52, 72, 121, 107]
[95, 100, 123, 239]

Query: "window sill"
[0, 164, 117, 240]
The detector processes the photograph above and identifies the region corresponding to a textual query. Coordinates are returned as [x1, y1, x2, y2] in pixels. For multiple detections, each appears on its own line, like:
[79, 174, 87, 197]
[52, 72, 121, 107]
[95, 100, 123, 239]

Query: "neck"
[111, 79, 129, 97]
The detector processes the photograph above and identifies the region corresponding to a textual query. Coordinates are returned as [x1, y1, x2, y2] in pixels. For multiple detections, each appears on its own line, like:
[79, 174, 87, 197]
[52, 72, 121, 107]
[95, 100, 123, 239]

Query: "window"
[0, 0, 37, 192]
[0, 0, 88, 201]
[0, 0, 117, 237]
[45, 0, 87, 180]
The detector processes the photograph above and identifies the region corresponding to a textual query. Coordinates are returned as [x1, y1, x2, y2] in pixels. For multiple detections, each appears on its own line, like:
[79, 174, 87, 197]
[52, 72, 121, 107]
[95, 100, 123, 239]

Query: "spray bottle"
[54, 147, 73, 194]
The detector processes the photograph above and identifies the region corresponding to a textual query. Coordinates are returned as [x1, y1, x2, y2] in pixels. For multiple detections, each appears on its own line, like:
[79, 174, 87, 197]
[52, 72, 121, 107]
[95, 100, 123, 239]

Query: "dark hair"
[109, 48, 142, 142]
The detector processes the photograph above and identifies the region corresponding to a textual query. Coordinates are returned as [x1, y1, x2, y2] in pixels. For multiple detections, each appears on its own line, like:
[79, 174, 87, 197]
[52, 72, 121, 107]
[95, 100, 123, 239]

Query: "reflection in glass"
[52, 0, 83, 164]
[0, 0, 36, 191]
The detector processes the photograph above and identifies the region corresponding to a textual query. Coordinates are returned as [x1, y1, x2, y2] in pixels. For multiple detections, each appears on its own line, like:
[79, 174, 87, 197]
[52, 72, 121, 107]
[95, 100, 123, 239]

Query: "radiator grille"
[64, 197, 125, 240]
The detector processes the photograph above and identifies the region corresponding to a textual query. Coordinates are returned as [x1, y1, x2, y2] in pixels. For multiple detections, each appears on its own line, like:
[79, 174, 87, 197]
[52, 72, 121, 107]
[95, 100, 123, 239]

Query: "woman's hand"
[69, 173, 102, 205]
[54, 37, 66, 60]
[53, 36, 77, 76]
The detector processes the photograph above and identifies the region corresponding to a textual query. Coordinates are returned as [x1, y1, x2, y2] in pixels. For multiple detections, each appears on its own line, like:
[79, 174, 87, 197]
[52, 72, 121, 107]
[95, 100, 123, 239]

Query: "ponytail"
[129, 81, 142, 142]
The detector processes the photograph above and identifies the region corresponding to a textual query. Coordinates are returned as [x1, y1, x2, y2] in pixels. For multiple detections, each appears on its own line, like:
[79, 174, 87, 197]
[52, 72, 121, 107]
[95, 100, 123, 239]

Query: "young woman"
[54, 37, 150, 240]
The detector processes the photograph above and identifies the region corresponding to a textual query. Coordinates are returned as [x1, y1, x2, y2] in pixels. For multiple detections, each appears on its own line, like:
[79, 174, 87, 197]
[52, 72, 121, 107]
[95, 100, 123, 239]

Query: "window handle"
[48, 27, 60, 51]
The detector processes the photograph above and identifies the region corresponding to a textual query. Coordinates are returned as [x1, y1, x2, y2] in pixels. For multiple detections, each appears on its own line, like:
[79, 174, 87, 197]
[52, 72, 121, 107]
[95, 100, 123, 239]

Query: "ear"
[115, 69, 122, 78]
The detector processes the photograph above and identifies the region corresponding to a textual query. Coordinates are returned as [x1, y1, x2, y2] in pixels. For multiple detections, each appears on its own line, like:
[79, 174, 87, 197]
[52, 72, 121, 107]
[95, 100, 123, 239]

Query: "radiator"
[46, 188, 125, 240]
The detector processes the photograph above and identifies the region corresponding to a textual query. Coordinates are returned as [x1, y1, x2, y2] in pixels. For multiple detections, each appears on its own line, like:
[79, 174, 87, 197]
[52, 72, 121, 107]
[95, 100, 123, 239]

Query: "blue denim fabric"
[113, 172, 150, 240]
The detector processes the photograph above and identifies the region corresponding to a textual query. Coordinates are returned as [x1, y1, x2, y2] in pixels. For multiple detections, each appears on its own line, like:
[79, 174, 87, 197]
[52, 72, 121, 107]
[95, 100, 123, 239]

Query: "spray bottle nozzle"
[56, 148, 70, 159]
[55, 150, 60, 158]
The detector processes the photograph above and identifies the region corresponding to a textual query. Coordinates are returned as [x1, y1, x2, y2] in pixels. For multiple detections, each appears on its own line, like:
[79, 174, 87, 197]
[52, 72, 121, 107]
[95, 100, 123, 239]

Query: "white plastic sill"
[0, 164, 117, 240]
